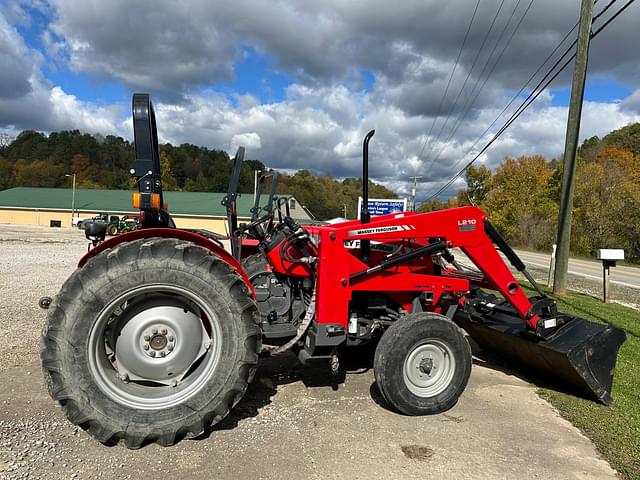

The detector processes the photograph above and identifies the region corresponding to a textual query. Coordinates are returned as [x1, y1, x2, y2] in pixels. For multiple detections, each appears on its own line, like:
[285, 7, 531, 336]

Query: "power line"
[423, 0, 633, 202]
[425, 0, 534, 174]
[425, 0, 620, 199]
[423, 1, 620, 203]
[415, 0, 482, 163]
[424, 0, 515, 171]
[426, 48, 576, 200]
[424, 0, 565, 184]
[422, 0, 507, 169]
[592, 0, 635, 34]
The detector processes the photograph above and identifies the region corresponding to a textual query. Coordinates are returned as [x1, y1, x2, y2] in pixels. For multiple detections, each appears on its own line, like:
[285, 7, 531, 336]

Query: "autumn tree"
[482, 155, 557, 249]
[417, 197, 458, 212]
[574, 145, 640, 260]
[14, 160, 66, 187]
[160, 151, 179, 191]
[456, 164, 492, 206]
[0, 158, 13, 190]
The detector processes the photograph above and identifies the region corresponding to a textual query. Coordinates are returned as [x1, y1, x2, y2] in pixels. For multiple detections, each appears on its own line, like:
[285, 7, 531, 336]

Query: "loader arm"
[316, 206, 541, 331]
[306, 204, 624, 404]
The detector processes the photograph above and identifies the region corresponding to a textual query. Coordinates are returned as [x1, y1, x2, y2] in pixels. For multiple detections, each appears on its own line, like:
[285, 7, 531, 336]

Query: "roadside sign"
[357, 197, 407, 219]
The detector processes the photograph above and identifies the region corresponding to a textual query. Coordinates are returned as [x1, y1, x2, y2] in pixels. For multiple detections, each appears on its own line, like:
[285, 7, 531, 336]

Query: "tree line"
[0, 129, 395, 220]
[419, 123, 640, 262]
[5, 124, 637, 260]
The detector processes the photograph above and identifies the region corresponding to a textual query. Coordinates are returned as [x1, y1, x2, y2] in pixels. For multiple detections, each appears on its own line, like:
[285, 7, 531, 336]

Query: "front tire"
[40, 237, 261, 448]
[373, 313, 471, 416]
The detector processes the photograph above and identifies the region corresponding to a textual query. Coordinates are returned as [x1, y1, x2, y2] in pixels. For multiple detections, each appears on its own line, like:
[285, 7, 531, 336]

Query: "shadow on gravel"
[369, 381, 393, 412]
[367, 338, 564, 416]
[198, 335, 586, 439]
[468, 339, 587, 399]
[200, 345, 378, 438]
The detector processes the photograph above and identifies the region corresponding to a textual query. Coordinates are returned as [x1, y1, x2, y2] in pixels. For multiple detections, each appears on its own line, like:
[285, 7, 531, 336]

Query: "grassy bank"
[534, 290, 640, 479]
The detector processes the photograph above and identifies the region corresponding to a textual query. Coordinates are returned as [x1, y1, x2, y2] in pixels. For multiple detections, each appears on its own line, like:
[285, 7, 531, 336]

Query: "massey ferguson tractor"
[40, 94, 626, 448]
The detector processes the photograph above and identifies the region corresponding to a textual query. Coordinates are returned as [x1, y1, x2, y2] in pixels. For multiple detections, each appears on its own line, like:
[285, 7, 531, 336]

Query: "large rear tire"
[374, 313, 471, 416]
[40, 237, 261, 448]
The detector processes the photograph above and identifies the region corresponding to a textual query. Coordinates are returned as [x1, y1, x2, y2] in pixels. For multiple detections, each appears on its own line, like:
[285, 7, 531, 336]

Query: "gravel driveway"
[0, 225, 618, 480]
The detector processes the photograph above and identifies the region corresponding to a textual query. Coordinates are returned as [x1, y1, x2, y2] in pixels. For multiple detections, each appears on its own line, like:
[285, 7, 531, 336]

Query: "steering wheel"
[234, 212, 274, 238]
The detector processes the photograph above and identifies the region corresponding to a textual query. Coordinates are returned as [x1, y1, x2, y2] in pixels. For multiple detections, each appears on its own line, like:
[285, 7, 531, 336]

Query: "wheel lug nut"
[167, 344, 174, 352]
[152, 328, 158, 335]
[143, 345, 149, 350]
[171, 380, 178, 387]
[159, 351, 166, 357]
[168, 336, 174, 342]
[119, 373, 129, 382]
[150, 351, 156, 357]
[144, 335, 150, 341]
[161, 328, 168, 335]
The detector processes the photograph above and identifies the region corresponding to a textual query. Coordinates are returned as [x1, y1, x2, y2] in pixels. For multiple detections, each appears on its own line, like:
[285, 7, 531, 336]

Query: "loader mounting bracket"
[526, 297, 557, 320]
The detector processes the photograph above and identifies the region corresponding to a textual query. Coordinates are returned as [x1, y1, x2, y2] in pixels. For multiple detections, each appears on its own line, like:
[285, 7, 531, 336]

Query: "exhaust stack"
[360, 129, 375, 263]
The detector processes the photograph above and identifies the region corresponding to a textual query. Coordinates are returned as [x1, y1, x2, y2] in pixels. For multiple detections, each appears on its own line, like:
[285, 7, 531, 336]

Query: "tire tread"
[41, 237, 259, 448]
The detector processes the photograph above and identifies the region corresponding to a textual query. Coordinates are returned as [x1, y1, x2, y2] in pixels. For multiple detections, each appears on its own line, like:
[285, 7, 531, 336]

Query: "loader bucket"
[455, 304, 626, 404]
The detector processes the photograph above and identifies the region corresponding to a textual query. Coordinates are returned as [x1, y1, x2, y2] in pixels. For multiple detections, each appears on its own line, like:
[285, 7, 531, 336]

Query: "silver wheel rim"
[88, 284, 223, 410]
[403, 339, 456, 398]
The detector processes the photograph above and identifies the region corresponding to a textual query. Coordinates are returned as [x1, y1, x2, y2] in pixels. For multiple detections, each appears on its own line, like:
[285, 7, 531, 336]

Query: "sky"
[1, 0, 640, 202]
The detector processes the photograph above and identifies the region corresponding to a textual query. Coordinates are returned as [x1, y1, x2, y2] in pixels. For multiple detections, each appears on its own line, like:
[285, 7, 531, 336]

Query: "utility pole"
[343, 204, 348, 219]
[253, 170, 259, 206]
[65, 173, 76, 226]
[409, 176, 422, 211]
[553, 0, 593, 296]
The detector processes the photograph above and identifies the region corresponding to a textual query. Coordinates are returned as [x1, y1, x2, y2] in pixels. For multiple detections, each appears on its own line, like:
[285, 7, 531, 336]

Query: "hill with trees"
[0, 130, 396, 220]
[4, 123, 637, 259]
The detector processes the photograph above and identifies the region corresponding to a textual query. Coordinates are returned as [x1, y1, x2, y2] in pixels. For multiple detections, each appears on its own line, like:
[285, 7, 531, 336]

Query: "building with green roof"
[0, 187, 313, 233]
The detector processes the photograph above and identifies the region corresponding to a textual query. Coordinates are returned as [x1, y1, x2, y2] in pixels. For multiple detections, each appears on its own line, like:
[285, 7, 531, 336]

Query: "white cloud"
[231, 132, 262, 151]
[0, 0, 31, 27]
[41, 0, 640, 106]
[1, 0, 640, 203]
[147, 84, 640, 202]
[0, 11, 126, 135]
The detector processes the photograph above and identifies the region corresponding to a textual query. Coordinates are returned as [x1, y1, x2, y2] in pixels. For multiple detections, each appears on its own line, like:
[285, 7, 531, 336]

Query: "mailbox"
[597, 249, 624, 303]
[597, 249, 624, 267]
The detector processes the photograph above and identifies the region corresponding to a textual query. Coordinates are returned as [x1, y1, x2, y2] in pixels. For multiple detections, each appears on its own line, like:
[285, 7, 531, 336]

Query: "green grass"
[530, 288, 640, 479]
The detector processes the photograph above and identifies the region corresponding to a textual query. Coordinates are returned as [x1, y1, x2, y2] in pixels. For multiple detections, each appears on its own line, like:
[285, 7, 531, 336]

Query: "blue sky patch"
[550, 77, 632, 106]
[360, 69, 375, 92]
[13, 3, 48, 51]
[213, 47, 293, 104]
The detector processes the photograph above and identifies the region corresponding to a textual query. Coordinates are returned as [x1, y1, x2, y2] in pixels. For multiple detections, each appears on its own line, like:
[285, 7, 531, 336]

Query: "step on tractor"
[40, 94, 626, 449]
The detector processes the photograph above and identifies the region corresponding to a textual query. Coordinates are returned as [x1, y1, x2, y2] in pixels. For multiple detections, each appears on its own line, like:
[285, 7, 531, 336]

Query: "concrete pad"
[0, 355, 616, 480]
[0, 225, 618, 479]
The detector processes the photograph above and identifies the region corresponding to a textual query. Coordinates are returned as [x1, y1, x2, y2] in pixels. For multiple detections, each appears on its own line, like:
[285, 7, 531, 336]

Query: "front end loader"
[40, 94, 625, 448]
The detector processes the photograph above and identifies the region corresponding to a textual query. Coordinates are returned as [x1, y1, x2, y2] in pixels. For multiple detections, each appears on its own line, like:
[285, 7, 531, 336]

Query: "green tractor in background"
[105, 214, 140, 235]
[82, 213, 140, 236]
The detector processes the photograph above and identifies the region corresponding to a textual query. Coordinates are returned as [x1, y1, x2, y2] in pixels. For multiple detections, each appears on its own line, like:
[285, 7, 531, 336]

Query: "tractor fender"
[78, 228, 255, 297]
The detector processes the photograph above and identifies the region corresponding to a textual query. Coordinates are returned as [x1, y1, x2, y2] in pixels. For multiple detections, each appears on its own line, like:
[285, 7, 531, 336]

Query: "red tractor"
[40, 94, 625, 448]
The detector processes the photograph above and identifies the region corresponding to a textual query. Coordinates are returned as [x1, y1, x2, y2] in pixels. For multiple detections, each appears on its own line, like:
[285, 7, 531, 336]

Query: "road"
[515, 249, 640, 290]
